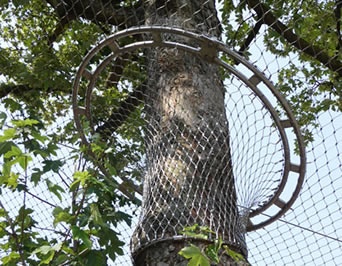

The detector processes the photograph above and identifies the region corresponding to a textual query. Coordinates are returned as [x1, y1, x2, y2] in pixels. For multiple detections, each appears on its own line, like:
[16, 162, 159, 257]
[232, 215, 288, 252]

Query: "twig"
[24, 190, 56, 208]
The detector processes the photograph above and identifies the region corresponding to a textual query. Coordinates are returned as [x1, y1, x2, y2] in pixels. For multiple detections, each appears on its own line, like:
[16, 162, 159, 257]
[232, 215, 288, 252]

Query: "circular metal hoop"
[72, 26, 306, 231]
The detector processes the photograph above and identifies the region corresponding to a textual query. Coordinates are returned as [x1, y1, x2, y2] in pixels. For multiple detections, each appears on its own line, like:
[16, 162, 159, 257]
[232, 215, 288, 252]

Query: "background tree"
[0, 0, 341, 265]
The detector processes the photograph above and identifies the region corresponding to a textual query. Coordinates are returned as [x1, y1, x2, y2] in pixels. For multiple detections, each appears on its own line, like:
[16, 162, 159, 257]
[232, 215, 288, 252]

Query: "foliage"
[0, 114, 133, 264]
[0, 2, 140, 264]
[220, 0, 342, 144]
[178, 224, 249, 265]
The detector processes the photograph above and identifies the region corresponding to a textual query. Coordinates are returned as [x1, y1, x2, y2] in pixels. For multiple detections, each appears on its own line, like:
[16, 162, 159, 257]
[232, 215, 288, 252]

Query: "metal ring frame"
[72, 26, 306, 231]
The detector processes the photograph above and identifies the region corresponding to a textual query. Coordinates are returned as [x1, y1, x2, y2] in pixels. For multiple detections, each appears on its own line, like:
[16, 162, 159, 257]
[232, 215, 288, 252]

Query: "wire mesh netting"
[0, 0, 341, 265]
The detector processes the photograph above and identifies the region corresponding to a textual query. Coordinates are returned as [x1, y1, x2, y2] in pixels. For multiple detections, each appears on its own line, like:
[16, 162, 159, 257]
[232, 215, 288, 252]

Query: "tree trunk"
[132, 1, 247, 265]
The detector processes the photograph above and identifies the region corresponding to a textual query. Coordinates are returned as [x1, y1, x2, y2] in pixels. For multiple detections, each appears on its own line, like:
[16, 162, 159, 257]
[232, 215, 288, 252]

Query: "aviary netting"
[0, 1, 341, 265]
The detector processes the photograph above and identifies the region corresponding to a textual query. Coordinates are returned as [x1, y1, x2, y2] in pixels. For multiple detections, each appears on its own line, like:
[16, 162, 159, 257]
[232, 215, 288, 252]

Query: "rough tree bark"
[131, 1, 247, 265]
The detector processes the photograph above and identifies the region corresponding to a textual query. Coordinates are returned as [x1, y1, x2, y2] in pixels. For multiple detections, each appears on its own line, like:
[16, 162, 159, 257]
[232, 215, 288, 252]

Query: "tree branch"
[96, 83, 146, 136]
[0, 84, 45, 99]
[105, 56, 129, 88]
[0, 85, 16, 99]
[47, 12, 77, 45]
[0, 84, 68, 99]
[238, 19, 263, 55]
[45, 0, 145, 44]
[247, 0, 342, 77]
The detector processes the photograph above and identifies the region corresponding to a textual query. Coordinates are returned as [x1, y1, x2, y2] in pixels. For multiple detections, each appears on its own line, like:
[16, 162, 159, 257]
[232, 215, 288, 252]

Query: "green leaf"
[46, 179, 65, 201]
[114, 210, 132, 227]
[70, 171, 91, 191]
[33, 242, 62, 255]
[43, 159, 64, 173]
[85, 250, 107, 266]
[12, 118, 39, 127]
[223, 246, 247, 262]
[0, 142, 17, 157]
[31, 170, 43, 186]
[69, 180, 80, 192]
[0, 208, 7, 217]
[180, 224, 213, 240]
[40, 251, 55, 265]
[1, 251, 20, 264]
[52, 206, 72, 227]
[16, 153, 32, 170]
[3, 145, 31, 171]
[0, 111, 7, 128]
[54, 254, 69, 265]
[71, 226, 92, 249]
[179, 244, 210, 266]
[17, 207, 34, 226]
[6, 172, 19, 189]
[0, 128, 16, 142]
[90, 203, 104, 226]
[4, 145, 22, 159]
[205, 243, 220, 263]
[12, 0, 30, 7]
[33, 245, 55, 255]
[33, 243, 63, 265]
[18, 206, 33, 217]
[31, 131, 49, 143]
[181, 231, 208, 240]
[3, 98, 21, 112]
[1, 160, 12, 178]
[97, 227, 124, 261]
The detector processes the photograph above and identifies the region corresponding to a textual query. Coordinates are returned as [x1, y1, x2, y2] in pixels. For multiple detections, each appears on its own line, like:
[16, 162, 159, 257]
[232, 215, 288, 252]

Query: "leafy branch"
[0, 201, 27, 265]
[178, 224, 249, 266]
[0, 115, 129, 264]
[246, 0, 342, 76]
[45, 0, 145, 44]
